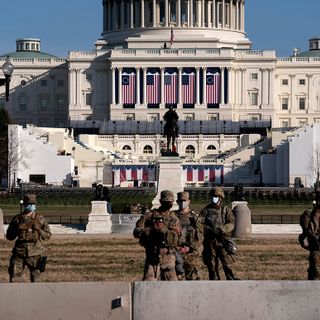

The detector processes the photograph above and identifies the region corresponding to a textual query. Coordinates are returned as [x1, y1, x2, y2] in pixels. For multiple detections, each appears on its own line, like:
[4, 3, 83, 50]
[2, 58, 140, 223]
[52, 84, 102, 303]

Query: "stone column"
[76, 70, 81, 106]
[222, 0, 225, 28]
[142, 68, 147, 105]
[178, 67, 182, 106]
[153, 0, 157, 26]
[141, 0, 145, 28]
[165, 0, 169, 27]
[190, 0, 194, 27]
[212, 0, 216, 28]
[111, 68, 116, 104]
[229, 0, 232, 29]
[177, 0, 181, 27]
[136, 68, 141, 106]
[220, 67, 225, 105]
[202, 67, 207, 105]
[130, 0, 134, 28]
[118, 68, 123, 105]
[161, 68, 165, 106]
[196, 67, 200, 105]
[114, 1, 118, 30]
[207, 0, 211, 27]
[242, 68, 247, 107]
[201, 0, 205, 27]
[241, 0, 245, 31]
[69, 69, 76, 105]
[196, 0, 201, 27]
[228, 67, 233, 104]
[107, 1, 112, 30]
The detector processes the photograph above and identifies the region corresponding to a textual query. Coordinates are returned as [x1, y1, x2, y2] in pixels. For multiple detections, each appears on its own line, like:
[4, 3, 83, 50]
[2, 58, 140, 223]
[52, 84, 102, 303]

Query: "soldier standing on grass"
[6, 194, 51, 282]
[198, 187, 239, 280]
[133, 190, 181, 280]
[299, 189, 320, 280]
[174, 191, 201, 280]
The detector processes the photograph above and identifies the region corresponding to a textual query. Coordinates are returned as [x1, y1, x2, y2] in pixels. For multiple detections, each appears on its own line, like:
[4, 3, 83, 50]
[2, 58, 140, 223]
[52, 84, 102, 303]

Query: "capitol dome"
[100, 0, 250, 49]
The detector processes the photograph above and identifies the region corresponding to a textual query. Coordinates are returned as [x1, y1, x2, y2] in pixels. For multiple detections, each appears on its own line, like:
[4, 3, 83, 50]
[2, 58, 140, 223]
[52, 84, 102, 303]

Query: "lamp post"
[0, 57, 14, 101]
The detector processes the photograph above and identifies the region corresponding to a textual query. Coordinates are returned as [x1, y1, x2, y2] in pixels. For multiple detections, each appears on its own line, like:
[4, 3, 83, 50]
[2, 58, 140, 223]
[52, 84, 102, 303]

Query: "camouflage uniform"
[198, 187, 238, 280]
[133, 190, 181, 281]
[174, 191, 201, 280]
[6, 194, 51, 282]
[299, 190, 320, 280]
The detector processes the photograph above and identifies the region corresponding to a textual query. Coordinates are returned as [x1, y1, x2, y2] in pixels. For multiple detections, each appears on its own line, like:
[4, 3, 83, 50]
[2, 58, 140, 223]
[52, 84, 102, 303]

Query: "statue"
[162, 105, 179, 155]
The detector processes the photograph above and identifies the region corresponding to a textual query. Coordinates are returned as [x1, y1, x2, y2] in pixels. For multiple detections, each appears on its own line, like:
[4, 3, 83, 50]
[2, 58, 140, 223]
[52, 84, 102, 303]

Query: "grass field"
[0, 203, 310, 217]
[0, 235, 309, 283]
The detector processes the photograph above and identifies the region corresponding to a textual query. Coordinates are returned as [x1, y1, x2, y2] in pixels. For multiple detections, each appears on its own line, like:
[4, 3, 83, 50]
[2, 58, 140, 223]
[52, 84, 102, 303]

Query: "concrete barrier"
[133, 281, 320, 320]
[1, 281, 319, 319]
[0, 282, 131, 320]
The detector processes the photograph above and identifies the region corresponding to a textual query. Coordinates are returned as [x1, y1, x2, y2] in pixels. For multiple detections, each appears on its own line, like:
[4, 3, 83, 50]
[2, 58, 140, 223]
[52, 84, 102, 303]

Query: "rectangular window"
[40, 97, 48, 111]
[299, 97, 306, 110]
[208, 114, 219, 121]
[19, 96, 27, 111]
[282, 79, 288, 85]
[85, 93, 92, 106]
[251, 92, 258, 105]
[41, 79, 47, 86]
[57, 96, 66, 111]
[299, 79, 306, 85]
[281, 97, 289, 110]
[57, 80, 64, 87]
[251, 73, 258, 80]
[282, 120, 289, 128]
[185, 114, 194, 121]
[149, 114, 159, 121]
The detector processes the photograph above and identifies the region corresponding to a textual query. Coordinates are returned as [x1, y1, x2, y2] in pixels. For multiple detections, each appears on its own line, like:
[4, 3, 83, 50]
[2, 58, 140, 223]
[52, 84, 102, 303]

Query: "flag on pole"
[182, 72, 195, 104]
[146, 72, 160, 104]
[206, 71, 221, 104]
[122, 72, 136, 104]
[164, 72, 177, 104]
[170, 28, 174, 46]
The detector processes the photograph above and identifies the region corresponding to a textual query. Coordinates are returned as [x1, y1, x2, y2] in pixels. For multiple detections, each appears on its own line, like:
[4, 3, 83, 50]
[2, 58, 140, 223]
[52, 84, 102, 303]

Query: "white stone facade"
[0, 1, 319, 129]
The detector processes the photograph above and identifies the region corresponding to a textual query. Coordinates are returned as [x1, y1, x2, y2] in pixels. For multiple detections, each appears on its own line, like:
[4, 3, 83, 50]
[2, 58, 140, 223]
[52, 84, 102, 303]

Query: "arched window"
[122, 145, 132, 151]
[207, 145, 216, 151]
[186, 145, 195, 154]
[143, 145, 153, 154]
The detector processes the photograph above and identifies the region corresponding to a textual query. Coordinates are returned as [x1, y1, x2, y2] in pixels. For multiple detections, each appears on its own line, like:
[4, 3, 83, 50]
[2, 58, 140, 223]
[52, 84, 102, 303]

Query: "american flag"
[122, 72, 136, 104]
[182, 72, 195, 104]
[184, 165, 224, 184]
[146, 73, 160, 104]
[170, 28, 174, 46]
[164, 72, 177, 104]
[206, 72, 221, 104]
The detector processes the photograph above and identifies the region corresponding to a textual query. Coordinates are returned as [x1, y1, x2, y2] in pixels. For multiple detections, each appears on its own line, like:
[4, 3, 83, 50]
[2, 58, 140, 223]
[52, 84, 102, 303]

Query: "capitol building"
[1, 0, 320, 188]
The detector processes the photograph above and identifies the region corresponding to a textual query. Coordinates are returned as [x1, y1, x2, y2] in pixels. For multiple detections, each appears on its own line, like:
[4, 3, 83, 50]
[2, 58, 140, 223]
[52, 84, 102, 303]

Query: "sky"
[1, 0, 320, 58]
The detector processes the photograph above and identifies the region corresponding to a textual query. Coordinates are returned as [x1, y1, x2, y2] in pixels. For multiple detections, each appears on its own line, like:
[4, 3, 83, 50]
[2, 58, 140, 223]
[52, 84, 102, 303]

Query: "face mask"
[161, 202, 173, 210]
[24, 204, 36, 212]
[178, 201, 188, 210]
[212, 197, 220, 205]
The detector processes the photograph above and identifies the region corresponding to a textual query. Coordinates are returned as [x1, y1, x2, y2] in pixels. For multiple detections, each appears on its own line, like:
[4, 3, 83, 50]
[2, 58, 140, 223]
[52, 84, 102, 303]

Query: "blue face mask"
[212, 197, 220, 205]
[24, 204, 36, 212]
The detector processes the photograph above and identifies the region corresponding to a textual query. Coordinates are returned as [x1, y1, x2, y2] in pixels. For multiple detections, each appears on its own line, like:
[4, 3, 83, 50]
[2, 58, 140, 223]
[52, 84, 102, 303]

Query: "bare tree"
[7, 125, 31, 193]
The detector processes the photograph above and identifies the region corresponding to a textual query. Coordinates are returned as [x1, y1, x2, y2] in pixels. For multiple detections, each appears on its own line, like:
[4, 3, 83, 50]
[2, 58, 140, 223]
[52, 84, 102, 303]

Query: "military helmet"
[23, 194, 37, 204]
[160, 190, 174, 202]
[210, 187, 225, 199]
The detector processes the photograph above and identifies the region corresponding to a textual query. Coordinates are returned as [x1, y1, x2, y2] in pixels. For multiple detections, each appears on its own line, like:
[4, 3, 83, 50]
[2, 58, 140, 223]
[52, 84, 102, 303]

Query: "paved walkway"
[3, 224, 303, 235]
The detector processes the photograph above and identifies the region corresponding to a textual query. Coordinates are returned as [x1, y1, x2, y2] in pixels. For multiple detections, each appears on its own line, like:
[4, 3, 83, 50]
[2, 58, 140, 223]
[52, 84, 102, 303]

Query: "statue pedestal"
[0, 208, 4, 239]
[85, 201, 112, 234]
[152, 156, 183, 210]
[231, 201, 252, 238]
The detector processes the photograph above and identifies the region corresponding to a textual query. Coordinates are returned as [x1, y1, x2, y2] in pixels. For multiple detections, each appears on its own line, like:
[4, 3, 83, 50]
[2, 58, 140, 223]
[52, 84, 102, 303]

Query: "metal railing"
[251, 215, 300, 224]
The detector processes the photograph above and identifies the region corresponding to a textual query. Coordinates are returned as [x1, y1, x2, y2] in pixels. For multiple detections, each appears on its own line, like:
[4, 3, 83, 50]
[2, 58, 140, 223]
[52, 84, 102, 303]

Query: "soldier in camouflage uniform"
[198, 187, 238, 280]
[174, 191, 201, 280]
[6, 194, 51, 282]
[299, 189, 320, 279]
[133, 190, 181, 281]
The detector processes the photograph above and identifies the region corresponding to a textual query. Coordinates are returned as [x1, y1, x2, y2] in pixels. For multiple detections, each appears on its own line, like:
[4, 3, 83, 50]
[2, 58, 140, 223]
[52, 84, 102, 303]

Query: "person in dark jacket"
[6, 194, 51, 282]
